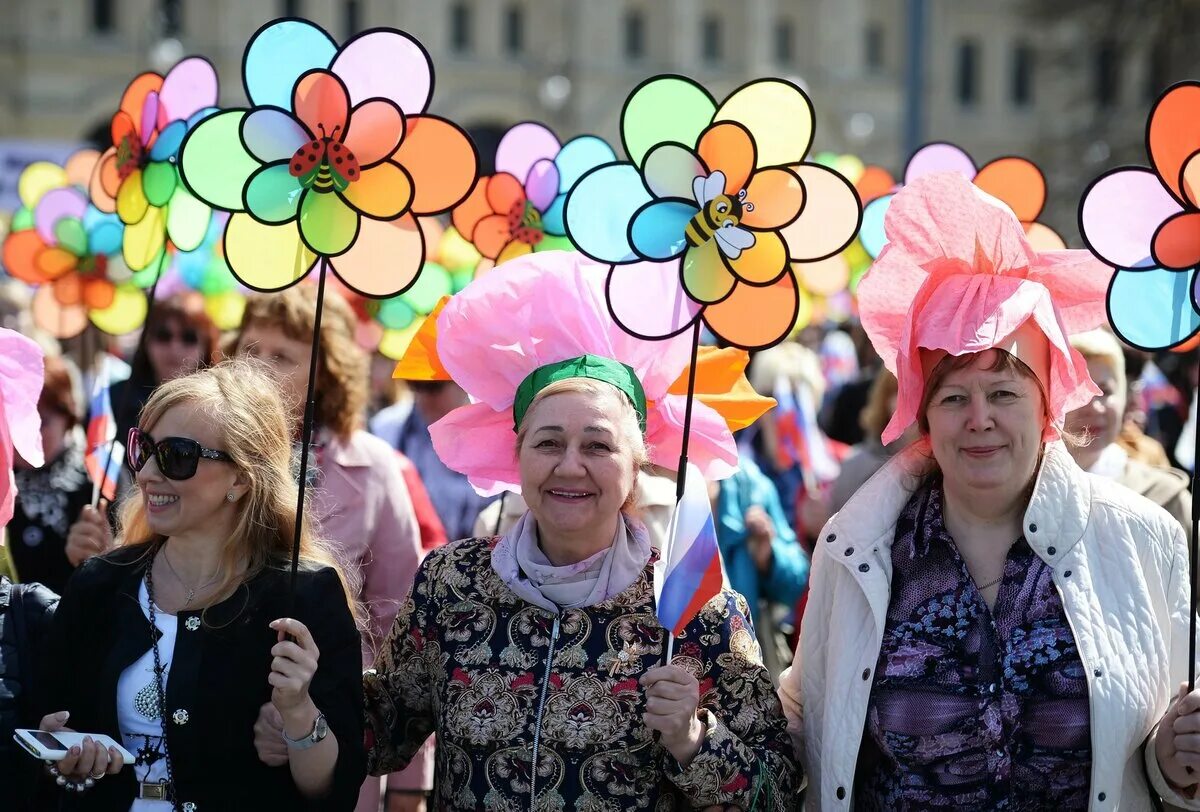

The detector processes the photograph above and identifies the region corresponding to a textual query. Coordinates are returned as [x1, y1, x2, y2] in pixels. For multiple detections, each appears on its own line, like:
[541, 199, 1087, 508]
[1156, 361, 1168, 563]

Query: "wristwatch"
[282, 711, 328, 750]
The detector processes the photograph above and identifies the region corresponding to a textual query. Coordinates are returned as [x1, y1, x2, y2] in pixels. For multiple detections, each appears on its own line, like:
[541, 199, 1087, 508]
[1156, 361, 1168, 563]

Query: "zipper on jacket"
[529, 613, 561, 809]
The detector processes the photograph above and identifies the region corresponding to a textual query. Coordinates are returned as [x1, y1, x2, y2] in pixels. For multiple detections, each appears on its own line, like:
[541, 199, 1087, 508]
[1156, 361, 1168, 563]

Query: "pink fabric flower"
[0, 329, 45, 527]
[429, 251, 739, 496]
[857, 173, 1111, 445]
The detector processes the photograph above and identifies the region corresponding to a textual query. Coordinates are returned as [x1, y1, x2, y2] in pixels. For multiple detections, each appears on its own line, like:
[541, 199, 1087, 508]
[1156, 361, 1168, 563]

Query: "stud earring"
[226, 491, 236, 502]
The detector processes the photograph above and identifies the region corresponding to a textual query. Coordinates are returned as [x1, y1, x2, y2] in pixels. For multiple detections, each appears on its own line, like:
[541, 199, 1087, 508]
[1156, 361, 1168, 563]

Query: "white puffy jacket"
[779, 440, 1200, 810]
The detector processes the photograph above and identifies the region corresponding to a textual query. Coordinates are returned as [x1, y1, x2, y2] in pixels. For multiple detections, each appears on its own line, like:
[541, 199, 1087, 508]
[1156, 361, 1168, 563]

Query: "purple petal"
[158, 57, 219, 123]
[525, 159, 559, 212]
[141, 91, 160, 145]
[330, 30, 432, 112]
[606, 258, 700, 340]
[242, 108, 311, 164]
[905, 142, 977, 184]
[34, 188, 87, 243]
[1081, 168, 1183, 269]
[496, 123, 561, 184]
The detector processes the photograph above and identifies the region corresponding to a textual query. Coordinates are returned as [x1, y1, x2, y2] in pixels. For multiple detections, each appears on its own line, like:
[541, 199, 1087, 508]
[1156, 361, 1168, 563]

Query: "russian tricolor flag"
[655, 464, 726, 638]
[773, 375, 839, 486]
[85, 356, 127, 502]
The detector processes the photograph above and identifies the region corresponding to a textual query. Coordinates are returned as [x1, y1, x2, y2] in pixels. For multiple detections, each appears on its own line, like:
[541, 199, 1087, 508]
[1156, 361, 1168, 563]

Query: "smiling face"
[922, 350, 1047, 493]
[136, 401, 242, 541]
[518, 386, 638, 559]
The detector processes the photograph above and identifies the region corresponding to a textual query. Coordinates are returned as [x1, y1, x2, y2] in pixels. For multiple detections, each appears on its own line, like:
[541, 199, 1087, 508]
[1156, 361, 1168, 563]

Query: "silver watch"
[282, 711, 328, 750]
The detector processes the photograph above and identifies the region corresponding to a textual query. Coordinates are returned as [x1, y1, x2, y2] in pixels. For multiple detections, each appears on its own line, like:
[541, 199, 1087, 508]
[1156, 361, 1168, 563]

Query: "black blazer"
[38, 544, 366, 811]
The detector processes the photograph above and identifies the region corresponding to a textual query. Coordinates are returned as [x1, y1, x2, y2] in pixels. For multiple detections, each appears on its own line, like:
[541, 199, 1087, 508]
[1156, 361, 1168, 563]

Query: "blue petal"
[629, 200, 694, 260]
[244, 20, 337, 110]
[563, 163, 651, 264]
[860, 195, 891, 259]
[87, 221, 123, 256]
[555, 135, 617, 192]
[186, 106, 220, 131]
[149, 120, 188, 162]
[541, 196, 566, 235]
[1108, 266, 1200, 350]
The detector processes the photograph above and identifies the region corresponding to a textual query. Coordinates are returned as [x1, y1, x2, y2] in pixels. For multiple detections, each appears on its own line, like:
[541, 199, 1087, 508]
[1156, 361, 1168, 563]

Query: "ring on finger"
[89, 766, 107, 780]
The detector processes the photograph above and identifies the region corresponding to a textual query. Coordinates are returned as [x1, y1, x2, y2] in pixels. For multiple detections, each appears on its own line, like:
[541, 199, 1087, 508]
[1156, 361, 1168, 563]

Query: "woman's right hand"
[65, 501, 112, 567]
[38, 711, 124, 782]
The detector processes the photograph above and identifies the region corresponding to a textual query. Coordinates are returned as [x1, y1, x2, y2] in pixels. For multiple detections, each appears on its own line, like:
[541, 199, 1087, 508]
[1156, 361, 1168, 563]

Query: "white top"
[115, 579, 176, 811]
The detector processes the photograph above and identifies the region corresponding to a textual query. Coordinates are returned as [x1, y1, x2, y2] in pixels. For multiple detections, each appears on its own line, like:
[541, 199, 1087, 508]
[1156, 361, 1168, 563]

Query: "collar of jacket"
[820, 438, 1091, 630]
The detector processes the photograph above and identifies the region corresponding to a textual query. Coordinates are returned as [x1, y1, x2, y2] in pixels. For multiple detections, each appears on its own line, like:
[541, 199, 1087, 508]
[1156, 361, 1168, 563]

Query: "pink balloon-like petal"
[330, 30, 432, 113]
[34, 188, 88, 243]
[525, 159, 559, 212]
[496, 123, 561, 184]
[141, 91, 160, 145]
[606, 258, 700, 340]
[1081, 168, 1184, 269]
[905, 142, 977, 184]
[157, 57, 219, 124]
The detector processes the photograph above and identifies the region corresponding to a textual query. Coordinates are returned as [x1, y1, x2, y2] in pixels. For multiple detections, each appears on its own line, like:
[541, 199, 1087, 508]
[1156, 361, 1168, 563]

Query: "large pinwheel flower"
[178, 18, 478, 298]
[564, 76, 861, 349]
[89, 57, 218, 273]
[859, 142, 1065, 260]
[453, 122, 615, 263]
[3, 152, 145, 338]
[1079, 82, 1200, 350]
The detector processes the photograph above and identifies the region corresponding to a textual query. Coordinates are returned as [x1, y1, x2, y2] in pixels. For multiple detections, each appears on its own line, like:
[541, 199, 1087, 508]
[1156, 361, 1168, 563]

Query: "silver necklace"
[161, 547, 220, 608]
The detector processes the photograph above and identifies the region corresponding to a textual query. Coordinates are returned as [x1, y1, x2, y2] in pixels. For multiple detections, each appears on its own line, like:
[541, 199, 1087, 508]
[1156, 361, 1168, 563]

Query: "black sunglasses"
[149, 326, 200, 346]
[126, 428, 233, 480]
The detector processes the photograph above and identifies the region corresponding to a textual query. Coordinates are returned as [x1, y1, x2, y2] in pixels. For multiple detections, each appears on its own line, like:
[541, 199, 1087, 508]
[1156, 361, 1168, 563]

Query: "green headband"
[512, 355, 647, 433]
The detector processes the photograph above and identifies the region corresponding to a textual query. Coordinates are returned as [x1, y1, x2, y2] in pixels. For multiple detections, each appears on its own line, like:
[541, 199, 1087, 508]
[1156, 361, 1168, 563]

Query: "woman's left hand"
[1155, 682, 1200, 792]
[268, 618, 320, 715]
[641, 664, 706, 767]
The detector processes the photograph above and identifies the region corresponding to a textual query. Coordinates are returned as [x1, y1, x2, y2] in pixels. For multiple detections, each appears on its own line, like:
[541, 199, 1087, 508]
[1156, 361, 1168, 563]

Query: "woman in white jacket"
[780, 173, 1200, 810]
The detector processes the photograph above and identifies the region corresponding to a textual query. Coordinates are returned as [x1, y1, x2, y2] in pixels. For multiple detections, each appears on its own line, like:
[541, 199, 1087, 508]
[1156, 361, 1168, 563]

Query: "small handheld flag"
[772, 375, 839, 488]
[85, 355, 129, 503]
[655, 463, 726, 652]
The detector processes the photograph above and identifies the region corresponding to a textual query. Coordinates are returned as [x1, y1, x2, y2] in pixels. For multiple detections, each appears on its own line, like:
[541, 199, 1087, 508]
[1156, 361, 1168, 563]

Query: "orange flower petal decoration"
[1149, 82, 1200, 206]
[703, 274, 800, 350]
[973, 157, 1047, 222]
[392, 115, 479, 215]
[392, 295, 452, 380]
[697, 122, 755, 194]
[293, 70, 350, 139]
[667, 346, 775, 432]
[2, 230, 48, 284]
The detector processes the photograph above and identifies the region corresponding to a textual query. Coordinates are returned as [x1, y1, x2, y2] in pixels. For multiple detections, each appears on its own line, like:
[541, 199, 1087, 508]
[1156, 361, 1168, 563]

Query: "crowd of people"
[2, 172, 1200, 810]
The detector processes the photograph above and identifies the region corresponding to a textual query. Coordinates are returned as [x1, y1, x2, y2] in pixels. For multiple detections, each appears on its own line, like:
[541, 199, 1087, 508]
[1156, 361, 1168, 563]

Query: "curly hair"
[235, 285, 368, 439]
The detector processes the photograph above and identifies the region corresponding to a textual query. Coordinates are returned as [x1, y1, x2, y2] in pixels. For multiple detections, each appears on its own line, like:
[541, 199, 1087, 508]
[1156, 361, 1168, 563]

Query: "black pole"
[674, 320, 703, 503]
[95, 248, 167, 507]
[288, 259, 329, 611]
[1190, 361, 1199, 693]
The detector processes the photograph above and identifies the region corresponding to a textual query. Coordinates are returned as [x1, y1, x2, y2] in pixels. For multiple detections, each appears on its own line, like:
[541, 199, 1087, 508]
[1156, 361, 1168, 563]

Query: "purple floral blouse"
[856, 478, 1091, 810]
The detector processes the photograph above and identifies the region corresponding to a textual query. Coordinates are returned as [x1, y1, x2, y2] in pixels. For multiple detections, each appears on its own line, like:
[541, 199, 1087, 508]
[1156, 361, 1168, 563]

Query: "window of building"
[282, 0, 302, 16]
[93, 0, 115, 33]
[1146, 44, 1169, 101]
[450, 2, 472, 54]
[504, 5, 525, 55]
[865, 23, 884, 73]
[1095, 40, 1120, 107]
[774, 19, 794, 64]
[161, 0, 182, 35]
[1011, 41, 1034, 107]
[623, 10, 645, 59]
[955, 39, 980, 107]
[701, 14, 722, 63]
[342, 0, 361, 35]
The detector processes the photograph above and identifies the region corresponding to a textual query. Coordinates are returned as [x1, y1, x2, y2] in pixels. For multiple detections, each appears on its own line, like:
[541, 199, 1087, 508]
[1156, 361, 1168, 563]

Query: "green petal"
[400, 262, 452, 314]
[621, 76, 716, 165]
[179, 110, 258, 212]
[54, 218, 88, 256]
[244, 163, 303, 224]
[299, 191, 358, 256]
[166, 185, 211, 252]
[142, 161, 177, 208]
[376, 297, 415, 330]
[534, 234, 574, 253]
[11, 207, 34, 231]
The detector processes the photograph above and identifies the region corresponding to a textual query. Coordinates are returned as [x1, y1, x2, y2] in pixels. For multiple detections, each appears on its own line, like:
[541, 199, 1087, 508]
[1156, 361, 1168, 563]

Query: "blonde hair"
[1070, 329, 1127, 401]
[515, 377, 648, 511]
[117, 358, 361, 625]
[750, 341, 827, 403]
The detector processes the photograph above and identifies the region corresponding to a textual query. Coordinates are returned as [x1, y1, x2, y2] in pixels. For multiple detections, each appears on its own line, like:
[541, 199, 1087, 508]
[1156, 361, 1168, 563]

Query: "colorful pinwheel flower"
[859, 141, 1065, 260]
[178, 18, 478, 298]
[3, 151, 145, 338]
[453, 122, 615, 263]
[564, 76, 861, 349]
[89, 57, 219, 273]
[1079, 81, 1200, 350]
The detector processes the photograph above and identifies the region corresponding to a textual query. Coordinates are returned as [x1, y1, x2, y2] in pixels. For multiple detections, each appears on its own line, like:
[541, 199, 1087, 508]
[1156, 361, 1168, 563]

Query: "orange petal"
[2, 230, 50, 283]
[740, 168, 804, 229]
[393, 295, 452, 381]
[451, 179, 492, 239]
[82, 279, 116, 309]
[697, 122, 755, 194]
[1149, 83, 1200, 203]
[393, 115, 479, 215]
[344, 99, 405, 166]
[486, 173, 525, 214]
[471, 214, 514, 260]
[973, 157, 1046, 222]
[329, 212, 424, 297]
[111, 111, 137, 152]
[119, 73, 164, 140]
[1023, 222, 1066, 251]
[341, 160, 413, 219]
[1184, 151, 1200, 208]
[37, 248, 79, 280]
[728, 230, 788, 284]
[795, 255, 851, 296]
[703, 273, 799, 350]
[64, 149, 100, 187]
[91, 148, 120, 212]
[53, 274, 83, 305]
[293, 70, 349, 139]
[31, 286, 88, 339]
[1153, 211, 1200, 270]
[855, 166, 895, 204]
[667, 346, 775, 432]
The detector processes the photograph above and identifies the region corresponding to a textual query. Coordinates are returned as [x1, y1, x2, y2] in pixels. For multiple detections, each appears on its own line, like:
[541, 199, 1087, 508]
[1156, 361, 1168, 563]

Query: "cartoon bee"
[683, 170, 756, 259]
[288, 124, 360, 192]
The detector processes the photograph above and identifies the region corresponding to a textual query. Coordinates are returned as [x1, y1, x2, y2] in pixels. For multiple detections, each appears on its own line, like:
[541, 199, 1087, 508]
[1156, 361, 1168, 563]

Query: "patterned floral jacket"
[364, 536, 798, 811]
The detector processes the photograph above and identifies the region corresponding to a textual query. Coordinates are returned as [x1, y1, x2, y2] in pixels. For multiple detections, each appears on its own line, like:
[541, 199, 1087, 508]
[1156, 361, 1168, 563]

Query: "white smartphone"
[13, 729, 134, 764]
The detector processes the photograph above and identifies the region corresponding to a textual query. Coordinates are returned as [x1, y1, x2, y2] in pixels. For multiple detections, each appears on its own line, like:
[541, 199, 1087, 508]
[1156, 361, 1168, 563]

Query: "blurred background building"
[0, 0, 1196, 238]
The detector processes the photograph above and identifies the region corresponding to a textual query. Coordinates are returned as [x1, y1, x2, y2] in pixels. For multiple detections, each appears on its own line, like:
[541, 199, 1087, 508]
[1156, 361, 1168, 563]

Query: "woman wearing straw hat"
[261, 252, 797, 810]
[781, 173, 1200, 810]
